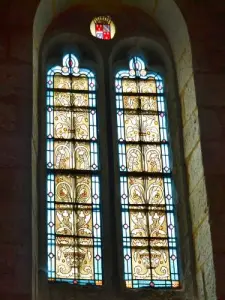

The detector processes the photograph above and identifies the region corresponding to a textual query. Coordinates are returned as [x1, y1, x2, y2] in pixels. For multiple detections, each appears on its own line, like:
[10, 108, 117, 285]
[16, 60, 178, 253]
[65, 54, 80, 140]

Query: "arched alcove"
[32, 1, 216, 300]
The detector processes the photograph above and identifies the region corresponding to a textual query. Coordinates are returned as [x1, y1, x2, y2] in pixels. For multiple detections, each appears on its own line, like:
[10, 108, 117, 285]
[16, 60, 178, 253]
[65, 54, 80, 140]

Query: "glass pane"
[125, 144, 162, 173]
[54, 75, 71, 89]
[123, 113, 160, 142]
[47, 54, 102, 286]
[116, 56, 180, 289]
[72, 76, 88, 90]
[55, 175, 92, 204]
[53, 92, 90, 107]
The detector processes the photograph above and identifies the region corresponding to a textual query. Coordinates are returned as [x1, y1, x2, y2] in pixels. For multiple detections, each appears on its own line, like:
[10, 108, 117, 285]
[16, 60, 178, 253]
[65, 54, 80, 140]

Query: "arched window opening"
[115, 57, 180, 289]
[46, 54, 103, 286]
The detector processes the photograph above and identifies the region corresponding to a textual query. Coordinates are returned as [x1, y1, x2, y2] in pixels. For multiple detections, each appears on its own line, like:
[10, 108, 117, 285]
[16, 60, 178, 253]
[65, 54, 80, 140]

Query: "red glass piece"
[95, 23, 103, 31]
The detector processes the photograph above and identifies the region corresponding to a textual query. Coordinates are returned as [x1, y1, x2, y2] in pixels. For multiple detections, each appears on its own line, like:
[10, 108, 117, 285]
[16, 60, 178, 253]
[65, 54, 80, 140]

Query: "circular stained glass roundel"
[90, 16, 116, 40]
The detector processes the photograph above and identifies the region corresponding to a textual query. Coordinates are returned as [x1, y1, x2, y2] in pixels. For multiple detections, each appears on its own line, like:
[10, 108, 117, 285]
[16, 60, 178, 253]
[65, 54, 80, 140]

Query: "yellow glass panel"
[128, 177, 165, 206]
[131, 239, 151, 279]
[123, 95, 158, 111]
[54, 142, 91, 170]
[126, 145, 142, 172]
[130, 209, 148, 238]
[122, 79, 156, 94]
[123, 96, 139, 109]
[122, 79, 138, 93]
[128, 177, 145, 204]
[75, 176, 92, 204]
[139, 79, 156, 93]
[126, 145, 162, 173]
[54, 141, 73, 169]
[151, 248, 170, 280]
[72, 76, 88, 90]
[55, 204, 74, 235]
[124, 113, 139, 142]
[56, 237, 94, 280]
[54, 92, 71, 106]
[140, 114, 160, 142]
[75, 205, 93, 237]
[72, 93, 89, 107]
[74, 142, 91, 170]
[150, 239, 168, 248]
[54, 110, 72, 139]
[73, 111, 89, 140]
[129, 210, 168, 239]
[141, 96, 157, 111]
[143, 145, 162, 172]
[131, 239, 170, 280]
[54, 75, 71, 89]
[55, 175, 92, 204]
[53, 92, 89, 107]
[55, 204, 93, 236]
[55, 175, 73, 203]
[148, 211, 168, 238]
[53, 110, 90, 140]
[147, 178, 165, 206]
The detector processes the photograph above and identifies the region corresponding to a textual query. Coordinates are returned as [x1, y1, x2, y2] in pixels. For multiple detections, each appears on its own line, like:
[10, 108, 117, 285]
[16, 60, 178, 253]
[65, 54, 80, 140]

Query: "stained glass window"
[46, 54, 102, 286]
[115, 57, 180, 289]
[90, 16, 116, 40]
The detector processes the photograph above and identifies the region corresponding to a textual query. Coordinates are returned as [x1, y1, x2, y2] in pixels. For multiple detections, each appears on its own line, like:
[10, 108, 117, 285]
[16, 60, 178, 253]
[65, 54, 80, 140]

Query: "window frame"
[111, 55, 180, 289]
[38, 33, 117, 297]
[108, 39, 192, 297]
[37, 33, 194, 300]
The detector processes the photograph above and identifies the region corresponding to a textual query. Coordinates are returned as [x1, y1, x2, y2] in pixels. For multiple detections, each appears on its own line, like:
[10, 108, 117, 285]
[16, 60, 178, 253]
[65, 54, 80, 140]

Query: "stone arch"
[32, 1, 216, 300]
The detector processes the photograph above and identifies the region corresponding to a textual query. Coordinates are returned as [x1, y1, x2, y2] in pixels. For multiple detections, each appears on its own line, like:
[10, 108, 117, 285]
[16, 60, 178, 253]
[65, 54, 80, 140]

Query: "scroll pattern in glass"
[46, 54, 102, 285]
[115, 57, 180, 289]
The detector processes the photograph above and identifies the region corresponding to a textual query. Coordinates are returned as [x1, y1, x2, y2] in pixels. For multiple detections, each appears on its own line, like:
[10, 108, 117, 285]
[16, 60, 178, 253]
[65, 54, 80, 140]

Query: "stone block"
[0, 168, 30, 213]
[195, 73, 225, 107]
[183, 109, 200, 159]
[0, 64, 32, 97]
[9, 0, 37, 26]
[10, 33, 32, 63]
[176, 46, 193, 94]
[181, 76, 197, 125]
[0, 93, 32, 137]
[154, 0, 191, 62]
[205, 175, 225, 214]
[199, 108, 222, 141]
[210, 217, 225, 253]
[202, 253, 216, 300]
[33, 0, 53, 49]
[0, 101, 16, 133]
[0, 294, 31, 300]
[196, 270, 205, 300]
[0, 136, 30, 168]
[189, 176, 208, 231]
[186, 142, 204, 193]
[194, 218, 213, 268]
[202, 141, 225, 175]
[0, 33, 7, 59]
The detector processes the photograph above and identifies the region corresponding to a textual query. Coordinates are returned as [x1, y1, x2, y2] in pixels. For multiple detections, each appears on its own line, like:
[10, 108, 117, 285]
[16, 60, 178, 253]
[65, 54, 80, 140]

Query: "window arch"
[37, 8, 196, 296]
[115, 56, 179, 288]
[45, 51, 180, 290]
[46, 53, 103, 285]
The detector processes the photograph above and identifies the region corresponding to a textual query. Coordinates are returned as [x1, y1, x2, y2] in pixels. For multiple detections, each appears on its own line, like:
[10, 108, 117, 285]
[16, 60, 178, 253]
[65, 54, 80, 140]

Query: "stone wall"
[0, 0, 225, 299]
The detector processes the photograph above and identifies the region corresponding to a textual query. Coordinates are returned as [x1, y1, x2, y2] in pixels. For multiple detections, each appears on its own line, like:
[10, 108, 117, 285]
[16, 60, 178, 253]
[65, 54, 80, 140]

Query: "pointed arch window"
[43, 50, 182, 291]
[115, 57, 180, 288]
[46, 54, 103, 286]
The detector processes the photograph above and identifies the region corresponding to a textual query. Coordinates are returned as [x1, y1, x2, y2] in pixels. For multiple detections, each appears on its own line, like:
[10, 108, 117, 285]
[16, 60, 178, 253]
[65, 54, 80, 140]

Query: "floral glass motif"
[46, 54, 102, 286]
[115, 57, 180, 289]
